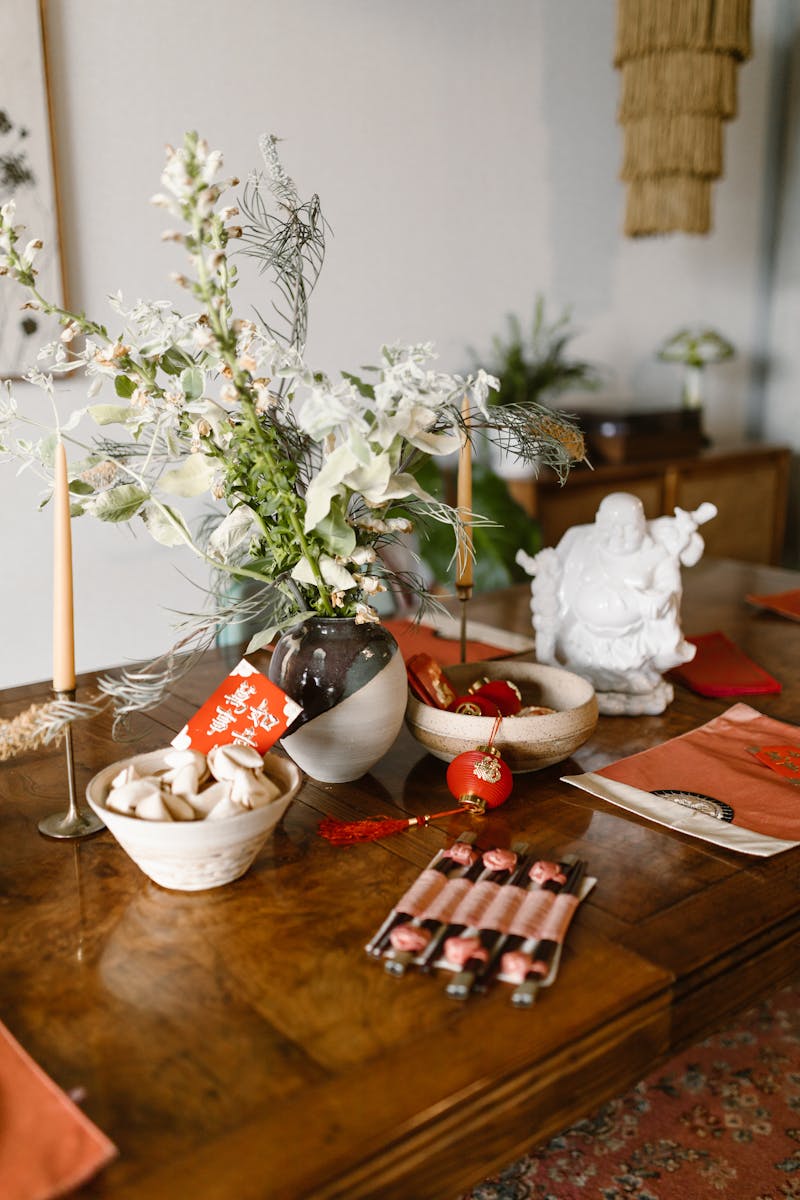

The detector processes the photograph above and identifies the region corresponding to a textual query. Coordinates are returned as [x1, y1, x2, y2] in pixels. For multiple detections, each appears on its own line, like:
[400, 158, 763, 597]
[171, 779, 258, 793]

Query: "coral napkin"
[745, 589, 800, 622]
[564, 703, 800, 856]
[0, 1022, 116, 1200]
[385, 617, 530, 667]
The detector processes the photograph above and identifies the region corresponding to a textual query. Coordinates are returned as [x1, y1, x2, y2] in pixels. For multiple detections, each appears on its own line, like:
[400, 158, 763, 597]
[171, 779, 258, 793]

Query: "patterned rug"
[461, 981, 800, 1200]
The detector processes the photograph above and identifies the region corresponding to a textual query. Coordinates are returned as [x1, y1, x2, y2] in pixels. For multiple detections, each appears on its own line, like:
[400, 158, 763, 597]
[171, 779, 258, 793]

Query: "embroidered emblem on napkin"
[171, 658, 302, 755]
[747, 744, 800, 784]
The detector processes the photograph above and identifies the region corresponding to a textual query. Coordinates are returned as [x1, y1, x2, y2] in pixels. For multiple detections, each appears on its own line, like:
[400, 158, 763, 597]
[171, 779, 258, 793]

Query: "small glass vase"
[268, 615, 407, 783]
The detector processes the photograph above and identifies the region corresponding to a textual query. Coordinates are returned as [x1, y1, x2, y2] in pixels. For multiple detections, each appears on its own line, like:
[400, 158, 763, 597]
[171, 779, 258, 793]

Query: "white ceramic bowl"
[405, 660, 598, 773]
[86, 749, 303, 891]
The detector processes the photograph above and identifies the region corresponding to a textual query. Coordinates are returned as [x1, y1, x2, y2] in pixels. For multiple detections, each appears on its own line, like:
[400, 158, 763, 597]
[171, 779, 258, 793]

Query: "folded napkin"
[0, 1022, 116, 1200]
[745, 589, 800, 622]
[668, 632, 781, 697]
[563, 703, 800, 856]
[385, 615, 531, 667]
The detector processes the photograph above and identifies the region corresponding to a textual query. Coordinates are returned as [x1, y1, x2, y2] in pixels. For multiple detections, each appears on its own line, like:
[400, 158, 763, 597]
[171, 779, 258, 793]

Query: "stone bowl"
[86, 749, 303, 891]
[405, 660, 598, 773]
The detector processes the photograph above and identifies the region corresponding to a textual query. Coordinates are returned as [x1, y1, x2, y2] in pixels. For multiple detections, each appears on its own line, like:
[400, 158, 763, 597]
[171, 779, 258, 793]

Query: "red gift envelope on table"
[668, 631, 781, 697]
[171, 659, 302, 754]
[563, 703, 800, 856]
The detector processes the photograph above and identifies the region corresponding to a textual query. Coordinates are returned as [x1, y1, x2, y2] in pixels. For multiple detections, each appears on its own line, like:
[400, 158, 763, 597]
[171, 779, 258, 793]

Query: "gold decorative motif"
[473, 756, 502, 784]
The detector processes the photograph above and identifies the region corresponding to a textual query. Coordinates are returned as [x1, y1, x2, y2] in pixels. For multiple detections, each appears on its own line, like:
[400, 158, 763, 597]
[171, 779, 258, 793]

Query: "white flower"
[349, 545, 377, 566]
[354, 602, 380, 625]
[353, 573, 385, 594]
[21, 239, 43, 265]
[291, 554, 357, 592]
[293, 381, 365, 441]
[467, 369, 500, 416]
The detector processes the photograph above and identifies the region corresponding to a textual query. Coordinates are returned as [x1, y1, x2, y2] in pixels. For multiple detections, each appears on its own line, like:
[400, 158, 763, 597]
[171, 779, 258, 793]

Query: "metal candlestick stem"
[38, 690, 105, 840]
[457, 585, 472, 664]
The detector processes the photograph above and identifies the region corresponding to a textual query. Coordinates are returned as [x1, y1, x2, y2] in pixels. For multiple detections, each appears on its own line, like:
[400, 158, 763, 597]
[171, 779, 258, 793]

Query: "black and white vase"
[268, 616, 407, 783]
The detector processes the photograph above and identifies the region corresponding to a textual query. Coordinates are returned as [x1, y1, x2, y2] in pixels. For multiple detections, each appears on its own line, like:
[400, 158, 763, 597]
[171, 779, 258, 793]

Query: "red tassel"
[319, 807, 467, 846]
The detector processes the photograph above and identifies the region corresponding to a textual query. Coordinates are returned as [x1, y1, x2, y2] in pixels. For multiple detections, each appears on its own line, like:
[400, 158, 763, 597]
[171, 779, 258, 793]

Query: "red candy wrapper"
[406, 653, 457, 709]
[171, 658, 302, 755]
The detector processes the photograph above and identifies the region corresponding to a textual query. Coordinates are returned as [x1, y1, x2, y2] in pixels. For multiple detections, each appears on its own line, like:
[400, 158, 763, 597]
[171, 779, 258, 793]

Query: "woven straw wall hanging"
[616, 0, 752, 236]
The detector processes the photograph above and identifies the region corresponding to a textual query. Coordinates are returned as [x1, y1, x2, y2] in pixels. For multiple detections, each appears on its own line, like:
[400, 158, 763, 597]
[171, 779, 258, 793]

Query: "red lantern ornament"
[446, 744, 513, 813]
[447, 693, 502, 718]
[472, 679, 522, 716]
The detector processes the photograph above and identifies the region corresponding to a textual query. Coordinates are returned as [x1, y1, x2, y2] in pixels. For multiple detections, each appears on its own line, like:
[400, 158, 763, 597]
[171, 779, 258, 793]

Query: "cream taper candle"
[455, 394, 473, 591]
[53, 440, 76, 692]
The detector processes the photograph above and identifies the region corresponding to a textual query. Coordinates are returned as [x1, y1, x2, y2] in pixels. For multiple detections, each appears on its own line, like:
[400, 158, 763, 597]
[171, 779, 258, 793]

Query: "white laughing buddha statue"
[517, 492, 717, 715]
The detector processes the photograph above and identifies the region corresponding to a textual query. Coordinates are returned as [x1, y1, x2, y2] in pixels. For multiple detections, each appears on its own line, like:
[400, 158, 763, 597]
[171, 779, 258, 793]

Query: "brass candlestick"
[38, 690, 105, 840]
[457, 583, 472, 664]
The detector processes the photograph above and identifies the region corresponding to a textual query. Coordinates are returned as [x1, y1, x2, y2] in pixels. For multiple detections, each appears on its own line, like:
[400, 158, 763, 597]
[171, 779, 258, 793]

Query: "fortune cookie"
[162, 748, 209, 795]
[162, 793, 196, 822]
[106, 776, 163, 816]
[207, 744, 264, 782]
[187, 780, 232, 818]
[206, 794, 249, 821]
[135, 792, 177, 822]
[111, 763, 141, 789]
[229, 767, 281, 808]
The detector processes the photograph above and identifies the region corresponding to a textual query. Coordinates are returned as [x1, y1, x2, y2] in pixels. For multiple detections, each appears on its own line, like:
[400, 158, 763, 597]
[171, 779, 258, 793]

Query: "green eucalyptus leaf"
[161, 346, 189, 376]
[315, 499, 356, 557]
[159, 455, 215, 497]
[88, 404, 133, 427]
[114, 375, 136, 399]
[180, 366, 204, 400]
[245, 626, 280, 653]
[141, 503, 190, 546]
[68, 480, 94, 496]
[88, 484, 148, 523]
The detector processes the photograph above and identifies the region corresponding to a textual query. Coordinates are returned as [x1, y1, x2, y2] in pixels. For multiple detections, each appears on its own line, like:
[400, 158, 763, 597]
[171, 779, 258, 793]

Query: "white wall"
[0, 0, 786, 687]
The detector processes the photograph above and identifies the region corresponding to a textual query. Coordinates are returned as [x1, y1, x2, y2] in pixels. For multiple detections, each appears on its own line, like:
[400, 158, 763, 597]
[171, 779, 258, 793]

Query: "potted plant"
[0, 132, 585, 779]
[657, 325, 735, 411]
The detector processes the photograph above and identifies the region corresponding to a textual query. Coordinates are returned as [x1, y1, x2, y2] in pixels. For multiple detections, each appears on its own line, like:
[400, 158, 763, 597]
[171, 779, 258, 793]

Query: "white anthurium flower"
[305, 443, 437, 531]
[371, 398, 461, 455]
[291, 554, 357, 592]
[207, 506, 257, 563]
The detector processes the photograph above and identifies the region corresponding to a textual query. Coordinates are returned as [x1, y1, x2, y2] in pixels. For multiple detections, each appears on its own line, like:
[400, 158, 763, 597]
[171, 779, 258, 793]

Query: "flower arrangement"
[0, 131, 585, 727]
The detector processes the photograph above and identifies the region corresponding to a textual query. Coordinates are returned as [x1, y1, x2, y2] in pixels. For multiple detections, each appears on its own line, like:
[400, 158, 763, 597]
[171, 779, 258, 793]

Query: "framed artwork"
[0, 0, 64, 377]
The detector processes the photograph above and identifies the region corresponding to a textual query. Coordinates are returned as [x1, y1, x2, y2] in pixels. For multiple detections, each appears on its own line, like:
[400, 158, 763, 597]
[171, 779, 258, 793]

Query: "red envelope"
[171, 659, 302, 755]
[667, 631, 781, 697]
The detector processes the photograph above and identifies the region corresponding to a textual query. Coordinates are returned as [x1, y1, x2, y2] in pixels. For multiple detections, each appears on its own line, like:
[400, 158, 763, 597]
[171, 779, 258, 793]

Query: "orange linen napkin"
[596, 703, 800, 841]
[384, 619, 514, 667]
[0, 1021, 116, 1200]
[745, 589, 800, 622]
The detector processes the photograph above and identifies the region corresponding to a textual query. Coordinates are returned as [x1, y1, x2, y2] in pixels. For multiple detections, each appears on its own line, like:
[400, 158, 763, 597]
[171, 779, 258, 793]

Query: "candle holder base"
[37, 688, 105, 841]
[38, 808, 105, 840]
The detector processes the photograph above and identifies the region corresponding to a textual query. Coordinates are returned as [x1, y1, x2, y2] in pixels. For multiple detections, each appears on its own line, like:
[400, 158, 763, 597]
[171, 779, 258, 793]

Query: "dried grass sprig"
[0, 696, 104, 762]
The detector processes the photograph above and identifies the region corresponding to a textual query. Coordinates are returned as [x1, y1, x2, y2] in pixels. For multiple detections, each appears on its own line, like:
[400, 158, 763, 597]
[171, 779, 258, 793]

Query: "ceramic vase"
[267, 616, 407, 783]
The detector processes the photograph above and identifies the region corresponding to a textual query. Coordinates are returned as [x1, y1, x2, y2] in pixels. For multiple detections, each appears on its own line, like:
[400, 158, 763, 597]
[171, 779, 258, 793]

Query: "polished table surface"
[2, 558, 800, 1200]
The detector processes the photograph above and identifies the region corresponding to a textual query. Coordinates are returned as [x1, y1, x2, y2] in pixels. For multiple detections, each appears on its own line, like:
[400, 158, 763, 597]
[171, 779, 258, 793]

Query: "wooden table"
[2, 558, 800, 1200]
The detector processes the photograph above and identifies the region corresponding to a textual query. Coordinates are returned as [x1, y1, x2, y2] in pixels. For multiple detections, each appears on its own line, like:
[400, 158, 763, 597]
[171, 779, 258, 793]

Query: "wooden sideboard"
[507, 442, 791, 565]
